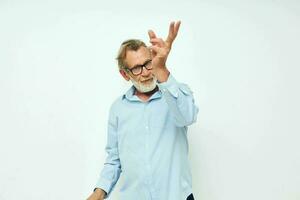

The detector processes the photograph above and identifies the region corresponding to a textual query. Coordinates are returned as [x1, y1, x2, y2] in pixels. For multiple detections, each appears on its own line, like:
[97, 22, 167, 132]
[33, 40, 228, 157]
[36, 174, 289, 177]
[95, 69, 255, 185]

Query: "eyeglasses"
[124, 59, 153, 76]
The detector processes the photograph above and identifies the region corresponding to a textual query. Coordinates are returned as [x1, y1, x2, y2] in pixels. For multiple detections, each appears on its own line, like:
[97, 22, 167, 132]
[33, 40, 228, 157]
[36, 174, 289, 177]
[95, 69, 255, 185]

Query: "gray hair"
[116, 39, 147, 70]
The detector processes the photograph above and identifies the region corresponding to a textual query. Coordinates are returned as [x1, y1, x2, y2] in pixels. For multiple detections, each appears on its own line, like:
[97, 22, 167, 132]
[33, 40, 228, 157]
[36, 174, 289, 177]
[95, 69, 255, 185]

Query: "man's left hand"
[148, 21, 181, 82]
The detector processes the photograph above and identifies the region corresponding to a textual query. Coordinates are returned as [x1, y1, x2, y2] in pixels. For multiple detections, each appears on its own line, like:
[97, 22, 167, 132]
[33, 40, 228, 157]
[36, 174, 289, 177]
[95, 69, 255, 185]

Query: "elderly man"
[87, 21, 198, 200]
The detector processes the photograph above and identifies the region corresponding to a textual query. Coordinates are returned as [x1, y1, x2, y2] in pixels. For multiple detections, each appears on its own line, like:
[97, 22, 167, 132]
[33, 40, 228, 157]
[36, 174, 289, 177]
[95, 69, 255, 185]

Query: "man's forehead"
[125, 47, 151, 67]
[126, 46, 150, 56]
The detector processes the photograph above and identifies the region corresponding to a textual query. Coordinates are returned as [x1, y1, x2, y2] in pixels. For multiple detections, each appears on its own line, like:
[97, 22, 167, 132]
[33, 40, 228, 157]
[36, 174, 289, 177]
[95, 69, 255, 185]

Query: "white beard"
[130, 76, 157, 93]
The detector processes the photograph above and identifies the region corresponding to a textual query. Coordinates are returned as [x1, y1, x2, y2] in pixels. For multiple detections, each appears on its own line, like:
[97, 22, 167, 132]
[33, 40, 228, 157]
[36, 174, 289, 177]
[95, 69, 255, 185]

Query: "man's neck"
[134, 86, 159, 102]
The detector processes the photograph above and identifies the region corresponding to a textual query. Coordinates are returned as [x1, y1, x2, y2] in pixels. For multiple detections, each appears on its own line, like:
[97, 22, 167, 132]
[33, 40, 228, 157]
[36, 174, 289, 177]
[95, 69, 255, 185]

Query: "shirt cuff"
[94, 178, 113, 199]
[157, 74, 192, 98]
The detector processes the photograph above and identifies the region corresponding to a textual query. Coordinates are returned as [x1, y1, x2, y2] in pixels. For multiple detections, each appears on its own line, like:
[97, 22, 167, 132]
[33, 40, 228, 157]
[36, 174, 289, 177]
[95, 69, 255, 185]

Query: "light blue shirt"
[95, 74, 199, 200]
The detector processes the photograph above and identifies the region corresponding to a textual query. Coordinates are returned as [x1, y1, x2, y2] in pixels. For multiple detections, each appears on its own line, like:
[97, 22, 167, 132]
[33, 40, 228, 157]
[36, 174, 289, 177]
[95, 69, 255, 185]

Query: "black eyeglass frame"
[124, 59, 153, 76]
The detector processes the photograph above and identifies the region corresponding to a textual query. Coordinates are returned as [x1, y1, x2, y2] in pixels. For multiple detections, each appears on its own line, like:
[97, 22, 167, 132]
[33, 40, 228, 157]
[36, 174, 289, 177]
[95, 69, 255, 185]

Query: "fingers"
[174, 21, 181, 37]
[148, 20, 181, 54]
[166, 20, 181, 45]
[149, 45, 169, 58]
[167, 21, 175, 41]
[149, 45, 165, 56]
[148, 30, 157, 40]
[150, 38, 165, 47]
[147, 46, 156, 58]
[149, 45, 160, 54]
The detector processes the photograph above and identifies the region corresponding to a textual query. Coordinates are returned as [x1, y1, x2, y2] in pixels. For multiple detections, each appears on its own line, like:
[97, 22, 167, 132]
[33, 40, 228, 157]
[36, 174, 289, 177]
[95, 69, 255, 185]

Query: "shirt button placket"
[144, 102, 153, 198]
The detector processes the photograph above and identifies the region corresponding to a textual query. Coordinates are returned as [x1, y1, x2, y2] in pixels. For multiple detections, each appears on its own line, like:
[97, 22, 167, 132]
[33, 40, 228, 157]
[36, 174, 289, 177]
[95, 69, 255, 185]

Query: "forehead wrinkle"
[125, 47, 151, 69]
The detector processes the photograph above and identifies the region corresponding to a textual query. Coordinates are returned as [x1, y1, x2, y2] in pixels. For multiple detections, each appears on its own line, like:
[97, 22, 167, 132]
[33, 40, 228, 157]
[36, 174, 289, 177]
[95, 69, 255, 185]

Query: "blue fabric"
[95, 74, 199, 200]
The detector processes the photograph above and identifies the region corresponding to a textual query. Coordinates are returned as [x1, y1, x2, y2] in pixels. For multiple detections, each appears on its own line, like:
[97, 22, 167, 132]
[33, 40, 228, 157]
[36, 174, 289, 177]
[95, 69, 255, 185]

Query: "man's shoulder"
[111, 85, 134, 105]
[113, 95, 124, 105]
[109, 94, 125, 113]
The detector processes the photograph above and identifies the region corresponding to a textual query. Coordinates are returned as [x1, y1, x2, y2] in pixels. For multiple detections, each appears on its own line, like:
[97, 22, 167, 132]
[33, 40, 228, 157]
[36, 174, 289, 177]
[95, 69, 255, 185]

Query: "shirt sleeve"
[94, 104, 121, 199]
[157, 74, 199, 127]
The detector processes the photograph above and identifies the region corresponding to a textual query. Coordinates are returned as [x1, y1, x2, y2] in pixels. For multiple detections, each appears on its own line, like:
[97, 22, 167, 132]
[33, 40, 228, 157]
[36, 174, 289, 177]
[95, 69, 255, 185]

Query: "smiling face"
[120, 46, 157, 93]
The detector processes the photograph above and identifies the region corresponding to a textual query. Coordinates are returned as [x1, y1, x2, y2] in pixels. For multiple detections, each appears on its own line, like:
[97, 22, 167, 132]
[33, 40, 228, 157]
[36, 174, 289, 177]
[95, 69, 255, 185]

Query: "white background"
[0, 0, 299, 199]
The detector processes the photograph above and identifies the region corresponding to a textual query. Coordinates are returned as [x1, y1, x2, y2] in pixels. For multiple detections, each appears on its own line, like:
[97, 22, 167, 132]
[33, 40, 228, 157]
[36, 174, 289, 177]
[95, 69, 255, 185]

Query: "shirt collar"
[123, 85, 162, 102]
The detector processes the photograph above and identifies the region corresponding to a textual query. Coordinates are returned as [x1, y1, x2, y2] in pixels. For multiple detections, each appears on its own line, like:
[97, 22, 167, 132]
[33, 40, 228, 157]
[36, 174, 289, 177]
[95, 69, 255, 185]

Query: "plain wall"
[0, 0, 299, 199]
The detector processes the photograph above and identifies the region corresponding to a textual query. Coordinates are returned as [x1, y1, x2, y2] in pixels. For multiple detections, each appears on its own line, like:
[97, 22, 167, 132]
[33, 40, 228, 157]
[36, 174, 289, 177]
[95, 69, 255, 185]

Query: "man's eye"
[132, 66, 141, 73]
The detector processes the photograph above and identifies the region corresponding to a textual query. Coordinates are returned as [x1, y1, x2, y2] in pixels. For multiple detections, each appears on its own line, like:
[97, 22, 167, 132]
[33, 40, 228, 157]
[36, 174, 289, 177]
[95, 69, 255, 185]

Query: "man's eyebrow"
[132, 59, 151, 68]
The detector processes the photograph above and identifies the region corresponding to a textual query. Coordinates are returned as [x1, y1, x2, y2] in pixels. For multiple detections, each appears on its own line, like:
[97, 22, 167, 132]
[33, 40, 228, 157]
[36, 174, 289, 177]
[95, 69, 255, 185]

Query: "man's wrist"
[154, 67, 170, 83]
[94, 188, 106, 198]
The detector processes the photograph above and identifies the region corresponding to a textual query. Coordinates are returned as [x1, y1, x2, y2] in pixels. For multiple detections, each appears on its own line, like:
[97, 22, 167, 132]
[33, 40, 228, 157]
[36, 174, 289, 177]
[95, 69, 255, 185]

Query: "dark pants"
[186, 193, 194, 200]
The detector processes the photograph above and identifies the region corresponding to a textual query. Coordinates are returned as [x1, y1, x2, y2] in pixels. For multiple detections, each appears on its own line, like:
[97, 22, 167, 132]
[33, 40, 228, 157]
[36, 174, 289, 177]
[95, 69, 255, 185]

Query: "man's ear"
[119, 69, 130, 81]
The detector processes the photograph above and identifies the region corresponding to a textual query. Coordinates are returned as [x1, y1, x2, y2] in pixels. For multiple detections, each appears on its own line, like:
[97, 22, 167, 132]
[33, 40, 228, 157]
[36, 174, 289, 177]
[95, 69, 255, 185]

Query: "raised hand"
[148, 21, 181, 70]
[147, 21, 181, 83]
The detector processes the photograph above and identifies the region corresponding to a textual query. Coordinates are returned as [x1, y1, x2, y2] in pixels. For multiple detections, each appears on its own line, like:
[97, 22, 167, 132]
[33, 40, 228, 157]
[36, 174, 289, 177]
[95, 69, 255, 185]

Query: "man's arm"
[87, 104, 121, 199]
[157, 73, 199, 127]
[148, 21, 199, 127]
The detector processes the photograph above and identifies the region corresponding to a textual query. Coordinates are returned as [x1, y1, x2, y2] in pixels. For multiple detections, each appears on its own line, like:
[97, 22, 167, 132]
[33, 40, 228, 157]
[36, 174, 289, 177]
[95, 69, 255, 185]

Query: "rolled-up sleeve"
[94, 104, 121, 199]
[157, 74, 199, 127]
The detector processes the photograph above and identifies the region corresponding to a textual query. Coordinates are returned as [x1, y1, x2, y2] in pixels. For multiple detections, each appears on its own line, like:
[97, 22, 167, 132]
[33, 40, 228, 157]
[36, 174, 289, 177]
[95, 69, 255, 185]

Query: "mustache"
[140, 77, 154, 82]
